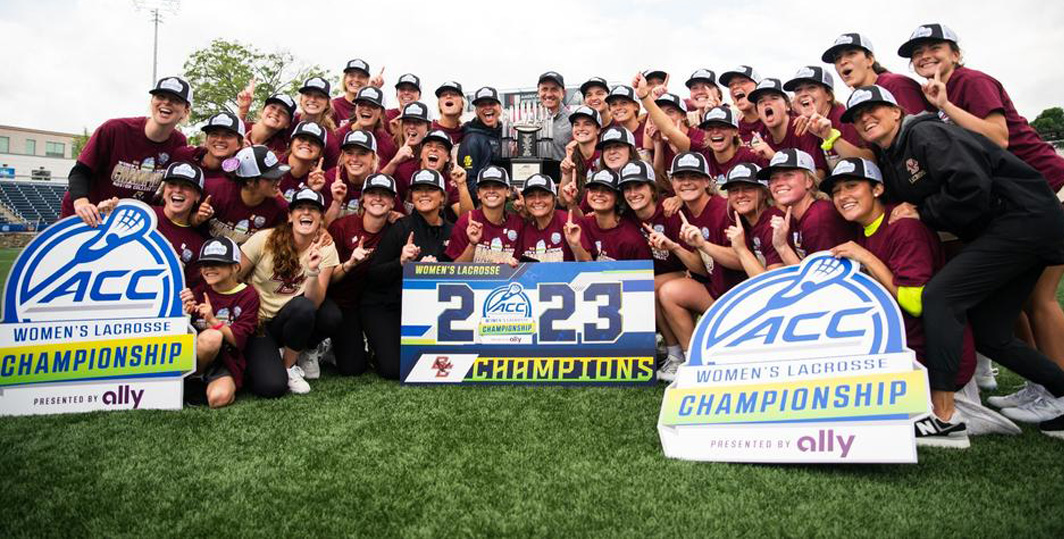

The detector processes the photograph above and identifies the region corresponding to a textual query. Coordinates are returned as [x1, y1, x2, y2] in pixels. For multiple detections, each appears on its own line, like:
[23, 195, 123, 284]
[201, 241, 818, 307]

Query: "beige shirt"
[241, 229, 339, 320]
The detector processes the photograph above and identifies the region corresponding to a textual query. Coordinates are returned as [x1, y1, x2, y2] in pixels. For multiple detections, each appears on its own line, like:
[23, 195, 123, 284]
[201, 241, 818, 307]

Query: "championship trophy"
[497, 103, 560, 190]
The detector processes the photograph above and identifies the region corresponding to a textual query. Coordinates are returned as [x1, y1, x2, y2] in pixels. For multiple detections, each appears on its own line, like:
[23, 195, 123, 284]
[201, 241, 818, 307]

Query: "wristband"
[210, 321, 225, 331]
[820, 129, 842, 151]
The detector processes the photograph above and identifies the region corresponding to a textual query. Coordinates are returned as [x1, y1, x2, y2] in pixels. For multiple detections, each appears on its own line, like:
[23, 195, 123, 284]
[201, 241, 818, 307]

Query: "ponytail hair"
[265, 220, 303, 282]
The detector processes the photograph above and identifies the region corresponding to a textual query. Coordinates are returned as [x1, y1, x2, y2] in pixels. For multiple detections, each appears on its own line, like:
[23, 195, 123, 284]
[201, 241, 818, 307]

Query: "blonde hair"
[299, 93, 337, 131]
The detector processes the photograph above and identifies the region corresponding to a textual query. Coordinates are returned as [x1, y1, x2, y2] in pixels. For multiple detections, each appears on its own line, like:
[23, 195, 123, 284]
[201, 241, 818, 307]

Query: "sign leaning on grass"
[0, 200, 195, 415]
[401, 261, 656, 384]
[658, 252, 931, 463]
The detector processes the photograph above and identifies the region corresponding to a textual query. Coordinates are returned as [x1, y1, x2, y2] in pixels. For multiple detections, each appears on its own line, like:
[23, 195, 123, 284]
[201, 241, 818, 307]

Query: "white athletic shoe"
[987, 382, 1049, 409]
[974, 354, 998, 391]
[657, 356, 683, 382]
[914, 410, 970, 449]
[287, 365, 311, 394]
[954, 388, 1021, 436]
[297, 343, 325, 380]
[1001, 393, 1064, 424]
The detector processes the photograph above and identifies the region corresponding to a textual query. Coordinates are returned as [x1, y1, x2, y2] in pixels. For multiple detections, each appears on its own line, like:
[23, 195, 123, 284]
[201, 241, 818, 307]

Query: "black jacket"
[363, 211, 454, 307]
[457, 119, 502, 193]
[876, 113, 1061, 242]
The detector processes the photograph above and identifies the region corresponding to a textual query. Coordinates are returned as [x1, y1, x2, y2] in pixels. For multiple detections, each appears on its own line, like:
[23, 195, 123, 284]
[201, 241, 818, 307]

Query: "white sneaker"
[657, 356, 683, 382]
[1001, 393, 1064, 424]
[954, 389, 1021, 436]
[987, 382, 1049, 409]
[287, 365, 311, 394]
[322, 337, 336, 366]
[914, 410, 970, 449]
[297, 342, 324, 380]
[974, 354, 998, 391]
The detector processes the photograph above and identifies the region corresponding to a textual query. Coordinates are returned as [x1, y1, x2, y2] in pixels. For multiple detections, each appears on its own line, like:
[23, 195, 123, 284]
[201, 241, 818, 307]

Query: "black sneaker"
[914, 413, 970, 449]
[1039, 414, 1064, 440]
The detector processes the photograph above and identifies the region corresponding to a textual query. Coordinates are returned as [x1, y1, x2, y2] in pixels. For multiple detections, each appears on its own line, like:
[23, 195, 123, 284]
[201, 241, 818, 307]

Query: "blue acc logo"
[3, 200, 184, 323]
[482, 283, 532, 318]
[688, 252, 905, 365]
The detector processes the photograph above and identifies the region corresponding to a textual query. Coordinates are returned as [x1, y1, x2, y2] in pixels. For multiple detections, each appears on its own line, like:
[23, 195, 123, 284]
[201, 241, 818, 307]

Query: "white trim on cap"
[677, 154, 701, 168]
[482, 168, 503, 179]
[602, 129, 622, 141]
[203, 242, 228, 257]
[833, 160, 857, 175]
[796, 67, 816, 79]
[834, 35, 854, 45]
[849, 88, 874, 106]
[706, 108, 727, 120]
[263, 150, 278, 167]
[304, 123, 323, 136]
[592, 170, 614, 183]
[160, 78, 184, 92]
[172, 163, 197, 178]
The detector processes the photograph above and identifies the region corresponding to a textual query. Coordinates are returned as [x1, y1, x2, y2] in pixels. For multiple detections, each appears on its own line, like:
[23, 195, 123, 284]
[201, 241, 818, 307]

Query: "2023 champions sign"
[0, 200, 195, 415]
[658, 253, 931, 463]
[400, 261, 656, 384]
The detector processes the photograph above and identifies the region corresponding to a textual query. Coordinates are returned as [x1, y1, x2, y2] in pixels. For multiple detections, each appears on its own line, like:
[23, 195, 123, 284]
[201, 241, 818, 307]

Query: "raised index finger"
[679, 210, 690, 226]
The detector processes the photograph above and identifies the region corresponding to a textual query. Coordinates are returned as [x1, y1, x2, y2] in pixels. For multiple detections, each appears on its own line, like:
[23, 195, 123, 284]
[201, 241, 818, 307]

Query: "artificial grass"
[1, 367, 1063, 538]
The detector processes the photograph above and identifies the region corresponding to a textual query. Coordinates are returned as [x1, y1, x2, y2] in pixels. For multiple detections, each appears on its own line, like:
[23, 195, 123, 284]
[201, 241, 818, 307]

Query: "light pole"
[132, 0, 180, 85]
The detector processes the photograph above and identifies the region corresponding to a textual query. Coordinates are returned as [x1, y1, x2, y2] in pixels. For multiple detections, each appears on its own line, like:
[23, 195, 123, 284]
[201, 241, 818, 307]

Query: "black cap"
[655, 93, 688, 113]
[522, 173, 557, 195]
[757, 148, 818, 181]
[150, 76, 193, 105]
[290, 188, 326, 212]
[596, 126, 636, 150]
[580, 77, 610, 95]
[747, 78, 788, 104]
[898, 23, 960, 58]
[477, 165, 511, 187]
[643, 69, 668, 82]
[472, 86, 501, 106]
[719, 163, 766, 190]
[344, 58, 371, 75]
[395, 73, 421, 91]
[568, 105, 602, 127]
[410, 169, 446, 191]
[619, 160, 656, 186]
[841, 85, 900, 123]
[291, 121, 328, 147]
[399, 101, 430, 122]
[265, 94, 296, 119]
[820, 157, 885, 195]
[363, 173, 398, 196]
[784, 66, 834, 92]
[299, 76, 331, 97]
[162, 161, 205, 193]
[354, 86, 385, 108]
[199, 237, 241, 265]
[605, 85, 637, 104]
[670, 152, 710, 177]
[718, 65, 761, 87]
[435, 80, 464, 97]
[422, 129, 454, 151]
[538, 71, 565, 88]
[201, 111, 245, 137]
[699, 106, 738, 129]
[822, 33, 876, 63]
[341, 129, 378, 152]
[224, 145, 290, 180]
[586, 169, 620, 191]
[685, 69, 718, 88]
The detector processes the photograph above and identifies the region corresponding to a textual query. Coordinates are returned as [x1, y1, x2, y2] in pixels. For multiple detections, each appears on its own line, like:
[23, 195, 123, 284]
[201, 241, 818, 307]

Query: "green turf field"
[0, 247, 18, 300]
[1, 245, 1063, 537]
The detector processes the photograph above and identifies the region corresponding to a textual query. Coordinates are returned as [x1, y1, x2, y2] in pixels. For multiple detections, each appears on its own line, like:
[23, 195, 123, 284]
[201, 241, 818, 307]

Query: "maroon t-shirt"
[876, 72, 934, 116]
[431, 120, 465, 144]
[333, 123, 398, 169]
[660, 126, 710, 177]
[445, 208, 524, 262]
[327, 215, 389, 308]
[173, 146, 229, 183]
[745, 206, 785, 269]
[277, 167, 332, 208]
[705, 146, 768, 184]
[581, 214, 652, 262]
[681, 197, 745, 298]
[243, 120, 290, 157]
[291, 114, 342, 170]
[822, 103, 867, 170]
[204, 176, 288, 245]
[790, 199, 857, 258]
[323, 167, 403, 219]
[516, 210, 591, 262]
[943, 66, 1064, 191]
[626, 205, 684, 274]
[738, 117, 766, 146]
[332, 96, 356, 128]
[757, 118, 829, 175]
[606, 118, 646, 150]
[152, 206, 207, 291]
[190, 282, 260, 390]
[62, 117, 188, 216]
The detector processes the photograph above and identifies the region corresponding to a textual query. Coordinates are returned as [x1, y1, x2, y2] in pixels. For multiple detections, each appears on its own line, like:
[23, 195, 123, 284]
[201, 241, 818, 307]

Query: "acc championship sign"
[401, 261, 655, 384]
[658, 253, 930, 463]
[0, 200, 195, 415]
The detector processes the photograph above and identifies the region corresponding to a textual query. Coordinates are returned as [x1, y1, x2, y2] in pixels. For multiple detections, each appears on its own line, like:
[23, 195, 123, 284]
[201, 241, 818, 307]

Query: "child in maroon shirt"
[179, 237, 260, 408]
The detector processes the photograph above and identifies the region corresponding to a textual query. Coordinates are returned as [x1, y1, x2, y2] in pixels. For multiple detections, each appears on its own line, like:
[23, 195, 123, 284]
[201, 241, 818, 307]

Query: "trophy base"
[495, 157, 561, 191]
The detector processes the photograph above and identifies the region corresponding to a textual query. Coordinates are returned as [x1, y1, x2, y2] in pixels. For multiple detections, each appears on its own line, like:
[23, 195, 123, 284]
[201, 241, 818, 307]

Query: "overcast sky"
[3, 0, 1064, 135]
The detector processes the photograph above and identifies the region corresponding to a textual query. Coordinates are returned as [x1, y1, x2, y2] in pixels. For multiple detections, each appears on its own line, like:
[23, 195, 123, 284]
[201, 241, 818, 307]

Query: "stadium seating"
[0, 181, 65, 226]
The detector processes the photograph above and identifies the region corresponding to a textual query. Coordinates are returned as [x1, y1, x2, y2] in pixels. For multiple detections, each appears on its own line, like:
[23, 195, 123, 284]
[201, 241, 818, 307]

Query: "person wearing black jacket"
[457, 87, 503, 202]
[843, 85, 1064, 446]
[363, 169, 454, 380]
